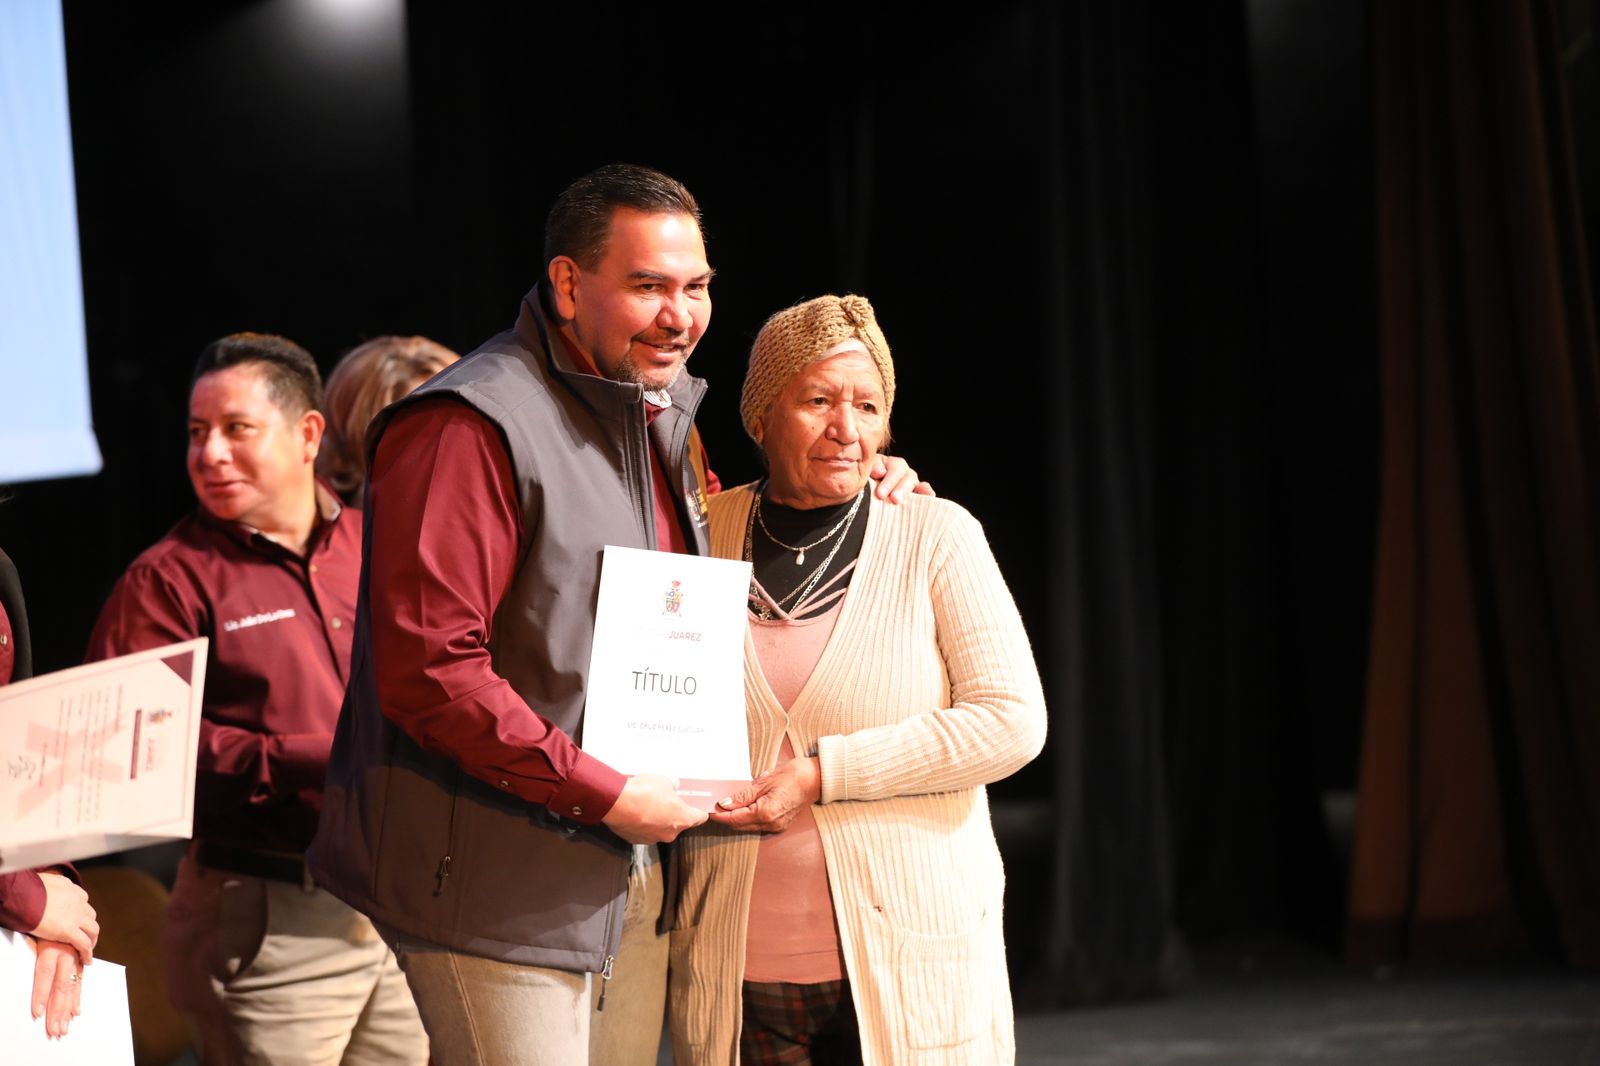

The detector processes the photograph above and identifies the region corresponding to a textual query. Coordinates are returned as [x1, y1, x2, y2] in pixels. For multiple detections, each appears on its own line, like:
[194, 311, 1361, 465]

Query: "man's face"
[187, 364, 321, 532]
[552, 208, 712, 390]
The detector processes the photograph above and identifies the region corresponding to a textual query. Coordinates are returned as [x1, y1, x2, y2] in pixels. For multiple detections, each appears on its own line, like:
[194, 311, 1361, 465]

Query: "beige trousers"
[164, 856, 428, 1066]
[394, 847, 668, 1066]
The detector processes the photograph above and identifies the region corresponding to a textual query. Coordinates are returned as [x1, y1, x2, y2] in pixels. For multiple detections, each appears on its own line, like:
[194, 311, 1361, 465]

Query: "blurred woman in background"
[317, 335, 458, 505]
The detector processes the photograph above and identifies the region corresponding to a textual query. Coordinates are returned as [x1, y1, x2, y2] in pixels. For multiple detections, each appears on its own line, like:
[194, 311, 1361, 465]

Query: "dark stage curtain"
[1028, 0, 1361, 1002]
[1350, 0, 1600, 965]
[1030, 0, 1187, 1003]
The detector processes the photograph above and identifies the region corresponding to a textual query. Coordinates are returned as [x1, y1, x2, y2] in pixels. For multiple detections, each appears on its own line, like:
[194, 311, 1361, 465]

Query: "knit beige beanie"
[740, 294, 895, 442]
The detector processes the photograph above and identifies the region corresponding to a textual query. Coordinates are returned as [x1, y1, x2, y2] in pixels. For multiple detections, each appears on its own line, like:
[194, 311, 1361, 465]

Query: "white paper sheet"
[0, 930, 133, 1064]
[0, 639, 206, 872]
[583, 546, 752, 810]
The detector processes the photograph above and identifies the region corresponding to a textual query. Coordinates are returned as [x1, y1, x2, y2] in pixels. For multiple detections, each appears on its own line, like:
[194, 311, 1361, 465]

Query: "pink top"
[742, 566, 855, 984]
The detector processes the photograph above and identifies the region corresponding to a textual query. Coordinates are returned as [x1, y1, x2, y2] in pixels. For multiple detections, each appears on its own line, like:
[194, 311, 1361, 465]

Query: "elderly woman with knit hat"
[666, 295, 1047, 1065]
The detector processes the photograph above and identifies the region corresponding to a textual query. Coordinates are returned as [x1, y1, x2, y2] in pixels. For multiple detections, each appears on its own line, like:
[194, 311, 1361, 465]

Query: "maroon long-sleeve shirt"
[84, 490, 358, 853]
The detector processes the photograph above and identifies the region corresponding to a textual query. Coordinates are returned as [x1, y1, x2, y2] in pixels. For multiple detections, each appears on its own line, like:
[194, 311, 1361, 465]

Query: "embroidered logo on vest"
[686, 487, 710, 526]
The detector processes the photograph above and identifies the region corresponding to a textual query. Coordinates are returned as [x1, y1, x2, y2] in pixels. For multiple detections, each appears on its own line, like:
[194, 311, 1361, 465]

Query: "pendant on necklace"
[795, 550, 806, 565]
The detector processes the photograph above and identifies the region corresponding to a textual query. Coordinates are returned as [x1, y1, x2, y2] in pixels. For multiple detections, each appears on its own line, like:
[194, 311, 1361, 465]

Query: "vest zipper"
[596, 849, 630, 1011]
[433, 768, 463, 896]
[596, 953, 615, 1011]
[630, 404, 655, 549]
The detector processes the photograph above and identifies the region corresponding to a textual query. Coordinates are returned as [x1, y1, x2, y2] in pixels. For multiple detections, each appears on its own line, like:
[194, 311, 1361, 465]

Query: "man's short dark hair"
[191, 332, 323, 416]
[544, 163, 702, 271]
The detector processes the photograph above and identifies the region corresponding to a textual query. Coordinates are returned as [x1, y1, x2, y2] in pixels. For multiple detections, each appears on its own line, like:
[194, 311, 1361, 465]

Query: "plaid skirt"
[740, 979, 864, 1065]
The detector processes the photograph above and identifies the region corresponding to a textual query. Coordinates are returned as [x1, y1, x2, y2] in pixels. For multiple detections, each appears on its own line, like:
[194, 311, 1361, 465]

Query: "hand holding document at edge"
[24, 870, 97, 1037]
[0, 928, 132, 1061]
[601, 773, 708, 844]
[30, 936, 82, 1037]
[708, 755, 822, 834]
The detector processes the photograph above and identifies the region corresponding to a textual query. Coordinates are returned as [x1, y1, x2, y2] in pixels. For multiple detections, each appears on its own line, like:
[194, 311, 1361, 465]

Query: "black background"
[2, 0, 1399, 965]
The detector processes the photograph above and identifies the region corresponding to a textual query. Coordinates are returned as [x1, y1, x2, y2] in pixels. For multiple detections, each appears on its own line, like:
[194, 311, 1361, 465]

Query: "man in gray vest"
[309, 164, 918, 1064]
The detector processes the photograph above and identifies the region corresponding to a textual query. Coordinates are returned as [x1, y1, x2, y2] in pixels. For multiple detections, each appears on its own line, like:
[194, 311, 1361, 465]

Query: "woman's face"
[757, 350, 887, 509]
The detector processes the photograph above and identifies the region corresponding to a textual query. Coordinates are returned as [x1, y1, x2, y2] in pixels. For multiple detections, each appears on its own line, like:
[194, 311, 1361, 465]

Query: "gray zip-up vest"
[309, 287, 710, 972]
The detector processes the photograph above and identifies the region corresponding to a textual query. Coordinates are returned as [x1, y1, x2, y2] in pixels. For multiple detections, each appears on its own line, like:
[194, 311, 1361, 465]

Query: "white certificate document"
[583, 546, 752, 811]
[0, 639, 206, 873]
[0, 930, 133, 1064]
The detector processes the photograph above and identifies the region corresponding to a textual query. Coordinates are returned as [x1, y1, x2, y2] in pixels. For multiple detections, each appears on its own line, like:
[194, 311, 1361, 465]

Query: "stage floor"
[1015, 939, 1600, 1065]
[651, 938, 1598, 1063]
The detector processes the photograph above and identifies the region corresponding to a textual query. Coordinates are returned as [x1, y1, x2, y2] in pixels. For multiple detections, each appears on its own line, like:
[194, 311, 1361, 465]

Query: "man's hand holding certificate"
[584, 546, 751, 813]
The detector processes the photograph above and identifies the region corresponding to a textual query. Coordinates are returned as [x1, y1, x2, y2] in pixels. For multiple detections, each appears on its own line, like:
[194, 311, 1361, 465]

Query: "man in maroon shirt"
[86, 334, 426, 1065]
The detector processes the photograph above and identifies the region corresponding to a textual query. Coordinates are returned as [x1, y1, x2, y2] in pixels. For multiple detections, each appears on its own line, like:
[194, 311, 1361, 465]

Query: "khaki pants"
[394, 847, 668, 1066]
[164, 855, 428, 1066]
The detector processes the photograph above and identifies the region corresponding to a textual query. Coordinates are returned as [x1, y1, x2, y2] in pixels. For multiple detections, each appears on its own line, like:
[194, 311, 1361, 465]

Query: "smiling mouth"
[635, 336, 687, 356]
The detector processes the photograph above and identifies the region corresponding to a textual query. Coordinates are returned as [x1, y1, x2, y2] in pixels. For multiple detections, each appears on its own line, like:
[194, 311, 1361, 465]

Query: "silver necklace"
[743, 486, 865, 621]
[755, 488, 865, 565]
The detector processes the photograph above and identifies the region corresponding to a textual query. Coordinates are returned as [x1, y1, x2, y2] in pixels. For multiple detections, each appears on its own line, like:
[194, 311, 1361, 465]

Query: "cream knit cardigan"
[667, 486, 1047, 1065]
